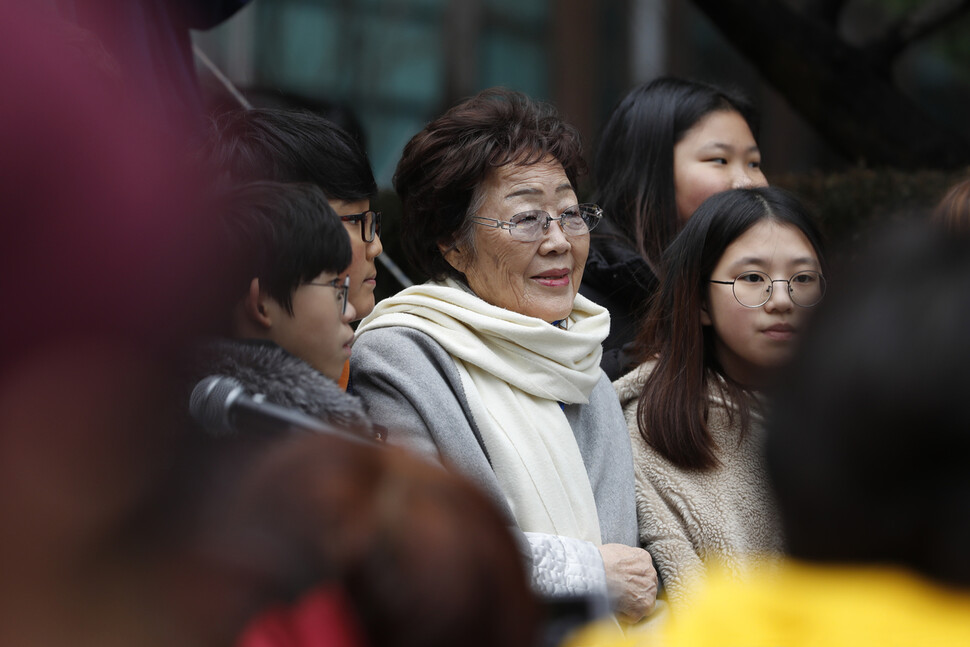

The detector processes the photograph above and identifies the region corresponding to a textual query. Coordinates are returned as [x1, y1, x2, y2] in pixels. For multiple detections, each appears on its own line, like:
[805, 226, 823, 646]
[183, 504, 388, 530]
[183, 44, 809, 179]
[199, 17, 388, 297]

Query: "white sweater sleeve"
[524, 531, 610, 605]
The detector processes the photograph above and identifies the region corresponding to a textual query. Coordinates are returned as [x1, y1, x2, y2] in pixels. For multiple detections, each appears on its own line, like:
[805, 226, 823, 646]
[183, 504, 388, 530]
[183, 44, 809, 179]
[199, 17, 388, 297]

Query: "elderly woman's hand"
[598, 543, 658, 622]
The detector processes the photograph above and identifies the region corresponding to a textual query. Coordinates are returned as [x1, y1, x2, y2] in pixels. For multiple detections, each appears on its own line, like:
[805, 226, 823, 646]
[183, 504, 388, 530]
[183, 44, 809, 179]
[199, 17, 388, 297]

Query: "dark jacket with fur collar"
[189, 338, 373, 437]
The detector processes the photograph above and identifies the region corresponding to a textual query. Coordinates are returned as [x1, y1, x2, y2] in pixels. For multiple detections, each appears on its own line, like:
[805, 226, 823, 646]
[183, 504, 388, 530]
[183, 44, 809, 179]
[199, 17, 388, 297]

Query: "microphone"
[190, 374, 353, 439]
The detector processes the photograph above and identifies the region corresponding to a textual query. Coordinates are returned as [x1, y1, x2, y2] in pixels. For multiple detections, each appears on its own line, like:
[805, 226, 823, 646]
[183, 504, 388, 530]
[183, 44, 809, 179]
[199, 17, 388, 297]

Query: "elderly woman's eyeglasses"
[340, 210, 382, 243]
[307, 275, 351, 316]
[471, 204, 603, 243]
[710, 270, 825, 308]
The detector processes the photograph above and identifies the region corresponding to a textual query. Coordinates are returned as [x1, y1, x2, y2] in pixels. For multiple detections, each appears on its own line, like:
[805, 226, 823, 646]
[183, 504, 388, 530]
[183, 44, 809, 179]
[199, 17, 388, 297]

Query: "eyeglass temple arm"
[471, 216, 514, 230]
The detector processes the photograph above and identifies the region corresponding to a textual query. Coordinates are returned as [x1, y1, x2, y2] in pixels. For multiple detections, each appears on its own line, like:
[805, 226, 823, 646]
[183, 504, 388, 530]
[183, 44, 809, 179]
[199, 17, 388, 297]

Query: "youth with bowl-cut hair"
[613, 187, 825, 608]
[582, 77, 766, 379]
[190, 181, 372, 436]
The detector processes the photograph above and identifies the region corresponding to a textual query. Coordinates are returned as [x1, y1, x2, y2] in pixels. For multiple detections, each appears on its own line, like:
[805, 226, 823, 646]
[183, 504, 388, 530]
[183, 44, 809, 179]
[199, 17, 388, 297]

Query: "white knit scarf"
[355, 278, 609, 544]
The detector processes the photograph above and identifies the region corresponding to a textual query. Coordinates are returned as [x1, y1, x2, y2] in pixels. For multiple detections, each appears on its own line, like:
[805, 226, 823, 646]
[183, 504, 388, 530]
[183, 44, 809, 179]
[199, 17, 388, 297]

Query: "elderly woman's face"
[445, 158, 588, 321]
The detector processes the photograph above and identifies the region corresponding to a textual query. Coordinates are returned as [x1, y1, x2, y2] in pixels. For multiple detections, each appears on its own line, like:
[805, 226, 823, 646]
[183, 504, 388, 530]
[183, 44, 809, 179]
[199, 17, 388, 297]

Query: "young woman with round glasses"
[613, 186, 826, 609]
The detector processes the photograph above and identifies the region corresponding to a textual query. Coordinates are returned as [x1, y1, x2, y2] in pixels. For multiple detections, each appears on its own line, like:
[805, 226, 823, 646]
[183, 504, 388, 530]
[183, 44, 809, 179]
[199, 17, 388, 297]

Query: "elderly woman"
[350, 88, 657, 623]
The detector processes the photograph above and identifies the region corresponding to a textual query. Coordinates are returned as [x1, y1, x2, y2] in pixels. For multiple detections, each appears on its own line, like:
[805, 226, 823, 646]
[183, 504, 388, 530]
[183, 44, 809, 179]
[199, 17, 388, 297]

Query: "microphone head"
[190, 375, 244, 436]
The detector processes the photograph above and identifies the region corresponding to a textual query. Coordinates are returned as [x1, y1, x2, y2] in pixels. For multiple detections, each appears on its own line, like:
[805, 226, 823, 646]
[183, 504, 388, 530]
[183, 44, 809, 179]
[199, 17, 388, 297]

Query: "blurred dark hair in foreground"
[767, 219, 970, 587]
[211, 434, 539, 647]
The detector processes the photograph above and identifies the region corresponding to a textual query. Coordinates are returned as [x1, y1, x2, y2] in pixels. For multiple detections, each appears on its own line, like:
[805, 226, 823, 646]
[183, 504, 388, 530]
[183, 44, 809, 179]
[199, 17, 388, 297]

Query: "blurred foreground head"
[1, 6, 229, 362]
[766, 221, 970, 587]
[0, 3, 234, 645]
[204, 434, 539, 647]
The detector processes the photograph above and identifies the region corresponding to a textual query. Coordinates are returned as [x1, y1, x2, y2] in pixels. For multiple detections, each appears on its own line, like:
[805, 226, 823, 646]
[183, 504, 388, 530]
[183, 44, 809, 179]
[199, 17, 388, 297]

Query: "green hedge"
[774, 166, 970, 246]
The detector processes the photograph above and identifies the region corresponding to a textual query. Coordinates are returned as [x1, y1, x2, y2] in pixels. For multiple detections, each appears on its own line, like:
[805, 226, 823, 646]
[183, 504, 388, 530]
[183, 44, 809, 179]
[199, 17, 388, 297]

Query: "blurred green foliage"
[775, 166, 970, 260]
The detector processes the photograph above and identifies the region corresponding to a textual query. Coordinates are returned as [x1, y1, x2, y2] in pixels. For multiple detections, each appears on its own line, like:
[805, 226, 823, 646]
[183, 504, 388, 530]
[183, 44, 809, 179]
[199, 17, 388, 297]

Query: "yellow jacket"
[568, 560, 970, 647]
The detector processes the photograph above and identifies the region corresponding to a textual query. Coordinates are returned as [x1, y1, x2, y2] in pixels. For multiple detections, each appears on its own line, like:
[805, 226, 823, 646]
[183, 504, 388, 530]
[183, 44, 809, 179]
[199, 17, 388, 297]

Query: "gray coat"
[350, 326, 638, 598]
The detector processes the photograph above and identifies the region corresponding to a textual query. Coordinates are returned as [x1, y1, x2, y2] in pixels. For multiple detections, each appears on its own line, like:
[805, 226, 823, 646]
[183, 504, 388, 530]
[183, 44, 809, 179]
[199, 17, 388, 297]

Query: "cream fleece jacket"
[613, 362, 783, 609]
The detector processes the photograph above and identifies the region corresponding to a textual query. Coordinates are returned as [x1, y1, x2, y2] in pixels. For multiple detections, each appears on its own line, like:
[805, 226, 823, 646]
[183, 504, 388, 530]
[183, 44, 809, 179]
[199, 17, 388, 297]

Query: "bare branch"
[865, 0, 970, 67]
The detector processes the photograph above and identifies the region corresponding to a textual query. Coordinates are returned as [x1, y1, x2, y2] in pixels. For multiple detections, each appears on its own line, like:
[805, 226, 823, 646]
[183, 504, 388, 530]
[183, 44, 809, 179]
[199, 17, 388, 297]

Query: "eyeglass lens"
[733, 271, 824, 308]
[306, 277, 350, 316]
[338, 277, 349, 315]
[360, 211, 381, 242]
[508, 205, 599, 242]
[342, 211, 382, 243]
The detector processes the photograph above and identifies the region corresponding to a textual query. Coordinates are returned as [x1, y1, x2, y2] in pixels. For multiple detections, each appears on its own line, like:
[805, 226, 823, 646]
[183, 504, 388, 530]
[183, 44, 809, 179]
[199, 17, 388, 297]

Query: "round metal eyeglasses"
[709, 270, 826, 308]
[307, 275, 351, 316]
[340, 210, 382, 243]
[470, 204, 603, 243]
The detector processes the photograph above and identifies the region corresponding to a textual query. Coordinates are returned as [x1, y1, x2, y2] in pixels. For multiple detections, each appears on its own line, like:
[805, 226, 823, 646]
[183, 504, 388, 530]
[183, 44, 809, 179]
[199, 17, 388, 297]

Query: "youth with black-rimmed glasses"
[203, 108, 383, 389]
[189, 181, 375, 438]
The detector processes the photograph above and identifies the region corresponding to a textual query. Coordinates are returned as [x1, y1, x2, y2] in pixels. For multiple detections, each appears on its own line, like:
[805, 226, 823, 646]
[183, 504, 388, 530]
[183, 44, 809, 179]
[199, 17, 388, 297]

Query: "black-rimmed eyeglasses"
[340, 210, 382, 243]
[709, 270, 825, 308]
[307, 275, 351, 316]
[471, 204, 603, 243]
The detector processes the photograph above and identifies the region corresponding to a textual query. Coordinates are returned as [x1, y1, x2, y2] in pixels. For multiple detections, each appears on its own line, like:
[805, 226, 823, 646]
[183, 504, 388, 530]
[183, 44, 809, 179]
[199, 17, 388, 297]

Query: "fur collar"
[190, 338, 372, 435]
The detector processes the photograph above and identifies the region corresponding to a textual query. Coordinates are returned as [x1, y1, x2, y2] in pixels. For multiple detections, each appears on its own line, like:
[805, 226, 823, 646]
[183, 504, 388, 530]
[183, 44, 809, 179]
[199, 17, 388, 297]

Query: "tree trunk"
[690, 0, 970, 169]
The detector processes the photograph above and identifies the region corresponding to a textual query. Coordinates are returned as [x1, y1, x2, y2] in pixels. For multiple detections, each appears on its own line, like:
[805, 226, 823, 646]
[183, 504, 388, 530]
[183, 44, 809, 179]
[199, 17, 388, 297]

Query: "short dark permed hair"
[218, 181, 352, 314]
[204, 108, 377, 202]
[393, 87, 587, 282]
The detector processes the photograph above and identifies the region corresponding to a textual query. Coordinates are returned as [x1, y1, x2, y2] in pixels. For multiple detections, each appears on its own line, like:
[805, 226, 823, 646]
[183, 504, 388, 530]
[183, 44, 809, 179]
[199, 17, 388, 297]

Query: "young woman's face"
[702, 220, 821, 388]
[673, 110, 767, 222]
[329, 199, 383, 321]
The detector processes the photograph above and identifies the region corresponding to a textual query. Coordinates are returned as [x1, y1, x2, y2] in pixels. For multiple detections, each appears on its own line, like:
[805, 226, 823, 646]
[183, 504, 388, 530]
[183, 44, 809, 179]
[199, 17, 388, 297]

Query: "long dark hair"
[635, 187, 824, 470]
[593, 77, 760, 275]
